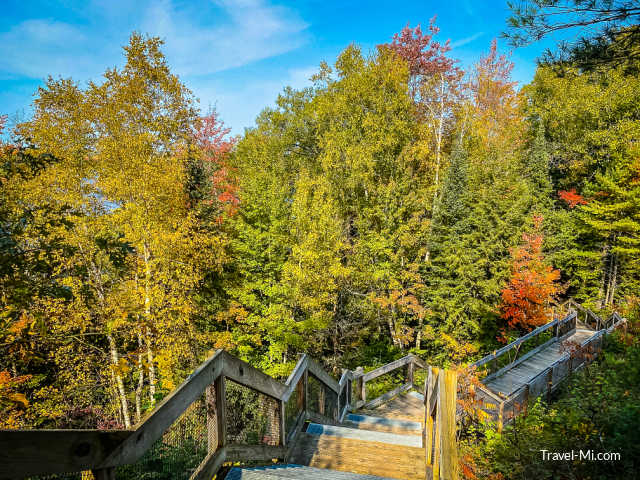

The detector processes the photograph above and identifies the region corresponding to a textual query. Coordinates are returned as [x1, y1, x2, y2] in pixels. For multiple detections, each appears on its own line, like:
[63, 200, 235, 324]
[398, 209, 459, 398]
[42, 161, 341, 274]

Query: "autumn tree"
[524, 61, 640, 307]
[382, 20, 463, 261]
[500, 215, 562, 334]
[11, 33, 226, 426]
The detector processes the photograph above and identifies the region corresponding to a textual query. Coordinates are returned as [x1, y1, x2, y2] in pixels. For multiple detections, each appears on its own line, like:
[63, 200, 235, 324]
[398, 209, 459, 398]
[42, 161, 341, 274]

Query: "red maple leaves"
[499, 215, 562, 335]
[383, 17, 456, 79]
[558, 188, 588, 208]
[194, 110, 239, 214]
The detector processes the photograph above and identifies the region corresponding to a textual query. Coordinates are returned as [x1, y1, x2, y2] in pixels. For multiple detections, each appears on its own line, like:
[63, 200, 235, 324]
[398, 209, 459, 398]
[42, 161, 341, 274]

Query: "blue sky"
[0, 0, 565, 135]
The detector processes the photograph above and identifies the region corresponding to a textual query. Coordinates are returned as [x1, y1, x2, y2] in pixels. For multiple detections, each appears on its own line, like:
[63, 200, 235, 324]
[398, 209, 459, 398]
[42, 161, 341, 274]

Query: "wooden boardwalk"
[484, 328, 595, 397]
[470, 302, 627, 427]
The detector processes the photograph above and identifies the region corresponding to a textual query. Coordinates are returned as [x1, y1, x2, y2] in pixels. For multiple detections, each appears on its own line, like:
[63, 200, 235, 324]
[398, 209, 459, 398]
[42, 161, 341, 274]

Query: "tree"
[505, 0, 640, 70]
[381, 20, 463, 261]
[10, 33, 226, 427]
[524, 62, 640, 307]
[500, 215, 562, 333]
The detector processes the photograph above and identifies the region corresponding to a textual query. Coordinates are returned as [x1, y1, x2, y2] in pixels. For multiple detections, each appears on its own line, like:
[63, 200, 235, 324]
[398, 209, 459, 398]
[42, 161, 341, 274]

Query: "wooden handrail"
[357, 354, 419, 382]
[1, 348, 431, 479]
[470, 312, 576, 370]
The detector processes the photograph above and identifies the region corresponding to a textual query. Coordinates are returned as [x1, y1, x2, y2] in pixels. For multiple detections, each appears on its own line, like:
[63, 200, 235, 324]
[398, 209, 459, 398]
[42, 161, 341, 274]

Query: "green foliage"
[465, 329, 640, 479]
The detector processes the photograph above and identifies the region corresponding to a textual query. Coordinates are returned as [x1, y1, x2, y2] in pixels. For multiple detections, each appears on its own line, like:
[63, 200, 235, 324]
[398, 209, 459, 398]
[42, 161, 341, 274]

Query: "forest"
[1, 1, 640, 478]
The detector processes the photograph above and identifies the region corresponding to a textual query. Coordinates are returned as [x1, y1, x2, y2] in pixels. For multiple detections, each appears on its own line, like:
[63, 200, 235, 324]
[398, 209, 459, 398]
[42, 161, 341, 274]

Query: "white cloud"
[450, 32, 484, 49]
[126, 0, 310, 76]
[0, 0, 309, 79]
[0, 19, 105, 79]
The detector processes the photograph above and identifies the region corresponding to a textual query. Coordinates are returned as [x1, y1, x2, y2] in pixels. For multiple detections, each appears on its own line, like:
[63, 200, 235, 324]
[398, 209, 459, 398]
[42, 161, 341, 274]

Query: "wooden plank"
[432, 373, 442, 480]
[190, 446, 226, 480]
[483, 337, 556, 383]
[440, 370, 458, 480]
[0, 430, 132, 478]
[226, 444, 286, 461]
[222, 351, 287, 400]
[97, 350, 226, 468]
[361, 356, 414, 382]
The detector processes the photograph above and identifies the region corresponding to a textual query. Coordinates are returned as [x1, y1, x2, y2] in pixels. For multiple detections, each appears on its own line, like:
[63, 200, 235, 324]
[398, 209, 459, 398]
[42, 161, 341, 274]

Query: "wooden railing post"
[303, 369, 308, 415]
[440, 369, 459, 480]
[279, 399, 286, 447]
[355, 366, 364, 404]
[214, 375, 226, 449]
[318, 384, 325, 416]
[546, 368, 553, 403]
[407, 360, 415, 387]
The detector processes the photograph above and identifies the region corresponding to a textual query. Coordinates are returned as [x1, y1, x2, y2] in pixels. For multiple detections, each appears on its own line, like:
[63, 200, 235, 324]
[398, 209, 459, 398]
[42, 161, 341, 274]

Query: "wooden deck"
[359, 391, 425, 424]
[484, 328, 596, 397]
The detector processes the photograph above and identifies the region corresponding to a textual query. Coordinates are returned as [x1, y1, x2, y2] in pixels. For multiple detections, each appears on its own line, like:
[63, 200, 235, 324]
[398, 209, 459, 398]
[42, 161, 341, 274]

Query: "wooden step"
[289, 433, 426, 480]
[226, 464, 397, 479]
[344, 414, 422, 436]
[306, 423, 422, 447]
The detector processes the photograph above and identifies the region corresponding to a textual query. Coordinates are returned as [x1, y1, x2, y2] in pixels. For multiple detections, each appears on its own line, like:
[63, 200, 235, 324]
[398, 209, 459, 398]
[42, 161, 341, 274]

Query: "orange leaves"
[499, 215, 562, 335]
[558, 188, 588, 208]
[0, 370, 32, 428]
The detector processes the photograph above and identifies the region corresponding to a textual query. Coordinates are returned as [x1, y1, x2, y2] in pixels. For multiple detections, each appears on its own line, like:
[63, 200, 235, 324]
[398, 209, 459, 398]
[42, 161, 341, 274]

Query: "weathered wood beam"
[361, 355, 414, 382]
[97, 350, 226, 469]
[222, 351, 287, 400]
[189, 447, 227, 480]
[307, 357, 340, 394]
[0, 430, 132, 478]
[282, 355, 309, 402]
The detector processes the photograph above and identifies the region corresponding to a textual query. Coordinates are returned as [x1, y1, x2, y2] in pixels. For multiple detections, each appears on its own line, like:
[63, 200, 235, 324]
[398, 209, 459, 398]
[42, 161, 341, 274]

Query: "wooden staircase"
[229, 391, 428, 480]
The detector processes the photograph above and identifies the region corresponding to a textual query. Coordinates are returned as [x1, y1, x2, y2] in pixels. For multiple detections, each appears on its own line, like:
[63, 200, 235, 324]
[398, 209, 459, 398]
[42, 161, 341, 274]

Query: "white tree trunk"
[143, 241, 157, 407]
[108, 333, 131, 428]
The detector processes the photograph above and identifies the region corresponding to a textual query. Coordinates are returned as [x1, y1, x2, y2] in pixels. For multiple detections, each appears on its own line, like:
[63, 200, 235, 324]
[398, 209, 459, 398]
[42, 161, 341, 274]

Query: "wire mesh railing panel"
[324, 383, 339, 420]
[307, 374, 324, 416]
[365, 366, 406, 401]
[557, 315, 577, 338]
[504, 386, 528, 422]
[528, 370, 549, 399]
[284, 380, 304, 434]
[225, 379, 280, 446]
[413, 367, 427, 392]
[116, 393, 209, 480]
[553, 356, 570, 384]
